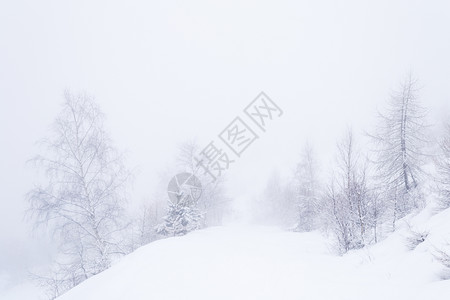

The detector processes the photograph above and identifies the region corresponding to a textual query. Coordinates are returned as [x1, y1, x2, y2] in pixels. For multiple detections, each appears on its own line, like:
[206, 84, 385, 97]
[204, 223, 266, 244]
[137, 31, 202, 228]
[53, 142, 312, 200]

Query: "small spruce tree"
[156, 200, 203, 236]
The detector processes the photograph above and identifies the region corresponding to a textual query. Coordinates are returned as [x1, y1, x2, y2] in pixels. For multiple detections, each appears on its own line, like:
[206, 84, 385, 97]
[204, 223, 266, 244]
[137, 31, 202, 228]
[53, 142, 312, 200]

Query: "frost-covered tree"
[338, 130, 368, 247]
[155, 200, 203, 236]
[323, 177, 352, 253]
[155, 140, 229, 236]
[324, 130, 372, 252]
[293, 143, 320, 231]
[435, 123, 450, 208]
[27, 91, 130, 297]
[371, 75, 428, 226]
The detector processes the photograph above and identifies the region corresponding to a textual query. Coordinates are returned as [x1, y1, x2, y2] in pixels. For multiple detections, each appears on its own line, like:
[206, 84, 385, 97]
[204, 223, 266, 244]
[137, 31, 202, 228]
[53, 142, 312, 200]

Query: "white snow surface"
[57, 206, 450, 300]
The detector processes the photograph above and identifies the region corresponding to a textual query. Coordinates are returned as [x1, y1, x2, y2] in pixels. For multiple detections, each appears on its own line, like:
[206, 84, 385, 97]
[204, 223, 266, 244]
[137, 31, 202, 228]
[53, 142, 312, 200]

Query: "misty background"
[1, 0, 450, 288]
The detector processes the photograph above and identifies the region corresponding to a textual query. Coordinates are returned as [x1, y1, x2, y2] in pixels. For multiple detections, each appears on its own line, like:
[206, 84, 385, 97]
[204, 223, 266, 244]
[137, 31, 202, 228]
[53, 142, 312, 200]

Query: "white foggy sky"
[1, 0, 450, 278]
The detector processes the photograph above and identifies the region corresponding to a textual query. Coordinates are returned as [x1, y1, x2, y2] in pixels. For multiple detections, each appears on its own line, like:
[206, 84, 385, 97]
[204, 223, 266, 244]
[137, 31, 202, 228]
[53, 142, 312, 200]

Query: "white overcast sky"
[1, 0, 450, 279]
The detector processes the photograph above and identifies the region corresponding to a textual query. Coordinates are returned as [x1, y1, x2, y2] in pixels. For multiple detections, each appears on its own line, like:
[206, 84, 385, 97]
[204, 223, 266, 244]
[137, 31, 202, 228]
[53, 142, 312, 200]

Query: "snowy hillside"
[57, 205, 450, 300]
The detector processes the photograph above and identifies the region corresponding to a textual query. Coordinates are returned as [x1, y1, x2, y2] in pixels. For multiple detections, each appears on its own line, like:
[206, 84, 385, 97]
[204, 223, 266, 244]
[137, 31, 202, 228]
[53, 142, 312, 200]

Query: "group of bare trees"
[26, 75, 450, 296]
[127, 201, 162, 250]
[324, 75, 430, 252]
[261, 75, 450, 254]
[27, 92, 230, 298]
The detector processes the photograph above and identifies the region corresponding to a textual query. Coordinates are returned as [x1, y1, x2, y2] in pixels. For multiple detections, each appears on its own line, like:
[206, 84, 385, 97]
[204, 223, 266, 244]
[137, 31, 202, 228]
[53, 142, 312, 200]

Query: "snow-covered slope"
[58, 208, 450, 300]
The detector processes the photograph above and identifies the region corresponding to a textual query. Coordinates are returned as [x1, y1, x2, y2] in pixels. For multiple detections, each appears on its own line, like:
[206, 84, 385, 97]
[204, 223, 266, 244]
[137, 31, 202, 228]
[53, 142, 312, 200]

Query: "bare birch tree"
[323, 176, 352, 253]
[27, 91, 130, 297]
[324, 130, 372, 252]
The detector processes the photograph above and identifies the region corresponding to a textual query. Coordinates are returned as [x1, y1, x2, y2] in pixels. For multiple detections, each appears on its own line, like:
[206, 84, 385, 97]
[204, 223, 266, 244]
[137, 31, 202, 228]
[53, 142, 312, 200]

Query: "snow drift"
[57, 205, 450, 300]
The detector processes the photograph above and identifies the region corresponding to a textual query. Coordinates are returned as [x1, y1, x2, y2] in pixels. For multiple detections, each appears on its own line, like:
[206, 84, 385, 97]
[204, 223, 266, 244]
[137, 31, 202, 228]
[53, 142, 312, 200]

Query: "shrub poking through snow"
[405, 227, 429, 250]
[433, 247, 450, 280]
